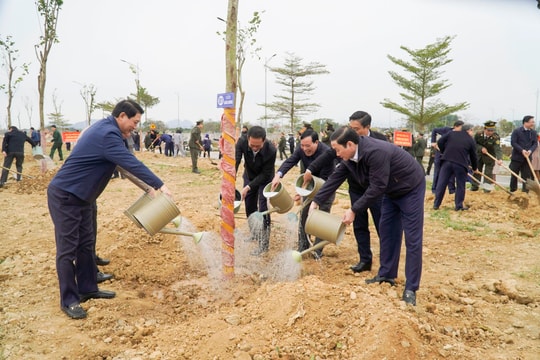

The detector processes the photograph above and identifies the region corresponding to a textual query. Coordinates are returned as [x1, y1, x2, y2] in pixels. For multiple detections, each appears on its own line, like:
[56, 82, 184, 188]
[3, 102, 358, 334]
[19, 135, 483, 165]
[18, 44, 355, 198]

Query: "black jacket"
[235, 138, 276, 188]
[313, 136, 424, 214]
[2, 129, 36, 154]
[437, 130, 478, 171]
[510, 126, 538, 162]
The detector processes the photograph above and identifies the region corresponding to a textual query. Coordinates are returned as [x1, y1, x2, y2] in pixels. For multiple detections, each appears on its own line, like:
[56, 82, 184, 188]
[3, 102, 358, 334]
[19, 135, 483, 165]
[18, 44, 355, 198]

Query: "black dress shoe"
[455, 206, 469, 211]
[95, 256, 110, 266]
[402, 289, 416, 306]
[79, 289, 116, 303]
[62, 303, 87, 319]
[97, 271, 114, 283]
[365, 275, 396, 286]
[350, 261, 372, 273]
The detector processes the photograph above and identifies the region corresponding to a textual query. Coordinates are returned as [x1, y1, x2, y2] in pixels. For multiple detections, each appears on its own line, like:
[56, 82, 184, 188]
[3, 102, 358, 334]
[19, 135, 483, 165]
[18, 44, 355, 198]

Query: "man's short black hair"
[330, 126, 359, 146]
[300, 129, 319, 142]
[523, 115, 534, 124]
[112, 99, 144, 118]
[349, 111, 372, 128]
[247, 125, 266, 140]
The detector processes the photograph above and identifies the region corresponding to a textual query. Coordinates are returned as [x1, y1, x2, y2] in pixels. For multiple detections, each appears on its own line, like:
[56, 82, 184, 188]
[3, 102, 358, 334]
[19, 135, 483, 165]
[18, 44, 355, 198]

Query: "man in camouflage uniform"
[471, 120, 503, 191]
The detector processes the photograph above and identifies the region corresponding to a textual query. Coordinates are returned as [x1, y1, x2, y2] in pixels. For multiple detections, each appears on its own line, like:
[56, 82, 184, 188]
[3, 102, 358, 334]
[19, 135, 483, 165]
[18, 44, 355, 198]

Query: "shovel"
[467, 173, 493, 192]
[469, 171, 511, 195]
[524, 155, 540, 186]
[1, 166, 34, 179]
[484, 152, 540, 197]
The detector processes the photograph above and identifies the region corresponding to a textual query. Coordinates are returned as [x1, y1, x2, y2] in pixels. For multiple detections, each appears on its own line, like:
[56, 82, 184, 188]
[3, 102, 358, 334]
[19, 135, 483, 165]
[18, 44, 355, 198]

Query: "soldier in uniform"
[471, 121, 503, 191]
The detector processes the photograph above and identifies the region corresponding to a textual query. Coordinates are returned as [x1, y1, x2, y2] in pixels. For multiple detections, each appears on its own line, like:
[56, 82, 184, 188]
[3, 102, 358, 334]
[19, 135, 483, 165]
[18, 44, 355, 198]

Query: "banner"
[393, 130, 412, 147]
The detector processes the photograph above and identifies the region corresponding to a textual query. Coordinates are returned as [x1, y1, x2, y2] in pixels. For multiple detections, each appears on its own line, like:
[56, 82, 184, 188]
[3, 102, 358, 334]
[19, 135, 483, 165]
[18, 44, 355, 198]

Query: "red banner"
[62, 131, 81, 143]
[393, 130, 412, 147]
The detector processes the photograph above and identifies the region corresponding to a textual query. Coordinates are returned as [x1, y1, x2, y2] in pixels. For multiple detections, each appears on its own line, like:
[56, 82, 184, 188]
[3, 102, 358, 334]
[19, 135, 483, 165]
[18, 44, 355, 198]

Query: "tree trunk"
[220, 0, 238, 279]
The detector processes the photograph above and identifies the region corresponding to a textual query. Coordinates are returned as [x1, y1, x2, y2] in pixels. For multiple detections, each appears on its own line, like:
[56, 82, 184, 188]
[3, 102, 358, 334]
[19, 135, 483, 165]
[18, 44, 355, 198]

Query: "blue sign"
[216, 92, 235, 108]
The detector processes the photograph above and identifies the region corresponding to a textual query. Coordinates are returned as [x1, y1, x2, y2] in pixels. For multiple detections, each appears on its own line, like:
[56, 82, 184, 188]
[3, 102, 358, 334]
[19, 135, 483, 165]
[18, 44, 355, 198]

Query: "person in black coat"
[311, 126, 425, 306]
[433, 124, 478, 211]
[235, 126, 277, 255]
[509, 115, 538, 192]
[271, 130, 334, 257]
[1, 126, 36, 186]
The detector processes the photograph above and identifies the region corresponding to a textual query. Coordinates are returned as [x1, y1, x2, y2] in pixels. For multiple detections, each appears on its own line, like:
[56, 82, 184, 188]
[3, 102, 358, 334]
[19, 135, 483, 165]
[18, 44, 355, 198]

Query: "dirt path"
[1, 151, 539, 359]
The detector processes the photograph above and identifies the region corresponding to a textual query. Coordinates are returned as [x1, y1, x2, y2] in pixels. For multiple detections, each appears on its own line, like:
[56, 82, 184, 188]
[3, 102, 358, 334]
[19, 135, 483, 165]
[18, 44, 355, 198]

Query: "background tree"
[0, 35, 30, 128]
[497, 118, 514, 136]
[266, 53, 329, 133]
[78, 83, 97, 127]
[47, 90, 70, 129]
[381, 35, 469, 132]
[35, 0, 63, 149]
[132, 86, 160, 125]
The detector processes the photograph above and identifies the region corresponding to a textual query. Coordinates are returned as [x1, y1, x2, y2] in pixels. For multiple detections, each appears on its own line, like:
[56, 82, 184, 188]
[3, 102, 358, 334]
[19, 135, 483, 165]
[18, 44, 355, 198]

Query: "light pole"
[264, 54, 276, 131]
[176, 93, 180, 128]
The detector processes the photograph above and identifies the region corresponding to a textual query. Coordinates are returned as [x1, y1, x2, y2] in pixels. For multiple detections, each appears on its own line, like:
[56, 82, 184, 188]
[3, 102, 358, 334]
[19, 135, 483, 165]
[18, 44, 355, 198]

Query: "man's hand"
[481, 147, 488, 154]
[241, 185, 250, 200]
[303, 170, 313, 185]
[342, 209, 355, 225]
[270, 174, 281, 191]
[160, 185, 173, 199]
[522, 149, 531, 158]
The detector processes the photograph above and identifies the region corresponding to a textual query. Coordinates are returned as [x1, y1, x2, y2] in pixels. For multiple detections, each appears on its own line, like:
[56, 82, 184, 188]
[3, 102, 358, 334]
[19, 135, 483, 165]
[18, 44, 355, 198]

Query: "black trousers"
[48, 186, 98, 308]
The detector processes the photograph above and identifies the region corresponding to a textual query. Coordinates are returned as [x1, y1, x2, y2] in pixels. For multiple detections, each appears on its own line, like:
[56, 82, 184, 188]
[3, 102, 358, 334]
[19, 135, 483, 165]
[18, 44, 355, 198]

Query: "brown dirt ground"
[1, 149, 539, 360]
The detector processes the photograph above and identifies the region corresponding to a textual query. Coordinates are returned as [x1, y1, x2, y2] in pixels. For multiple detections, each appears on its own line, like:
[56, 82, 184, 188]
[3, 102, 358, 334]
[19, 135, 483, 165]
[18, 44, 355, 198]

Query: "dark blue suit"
[509, 127, 538, 192]
[434, 130, 477, 210]
[277, 142, 334, 252]
[430, 127, 456, 193]
[48, 116, 164, 309]
[314, 136, 425, 291]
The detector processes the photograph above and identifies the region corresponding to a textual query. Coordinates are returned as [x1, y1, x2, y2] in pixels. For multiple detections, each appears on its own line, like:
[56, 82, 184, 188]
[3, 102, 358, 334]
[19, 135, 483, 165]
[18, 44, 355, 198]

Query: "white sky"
[0, 0, 539, 130]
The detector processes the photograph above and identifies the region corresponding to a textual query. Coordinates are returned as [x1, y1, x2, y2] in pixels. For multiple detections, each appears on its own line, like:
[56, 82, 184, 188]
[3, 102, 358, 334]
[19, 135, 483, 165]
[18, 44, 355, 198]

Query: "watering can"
[290, 209, 346, 262]
[218, 189, 242, 214]
[295, 174, 325, 200]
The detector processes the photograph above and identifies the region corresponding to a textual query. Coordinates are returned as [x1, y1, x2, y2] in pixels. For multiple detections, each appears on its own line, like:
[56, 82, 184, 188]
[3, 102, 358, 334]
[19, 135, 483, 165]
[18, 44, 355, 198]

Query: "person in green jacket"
[49, 125, 64, 161]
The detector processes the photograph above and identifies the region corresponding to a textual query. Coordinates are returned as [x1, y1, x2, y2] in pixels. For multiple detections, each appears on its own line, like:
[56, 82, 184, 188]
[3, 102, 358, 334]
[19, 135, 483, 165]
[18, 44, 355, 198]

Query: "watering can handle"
[117, 166, 152, 192]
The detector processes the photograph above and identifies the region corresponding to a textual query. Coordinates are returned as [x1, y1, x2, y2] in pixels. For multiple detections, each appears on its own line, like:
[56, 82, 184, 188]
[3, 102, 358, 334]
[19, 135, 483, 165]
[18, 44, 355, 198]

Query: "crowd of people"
[1, 98, 538, 317]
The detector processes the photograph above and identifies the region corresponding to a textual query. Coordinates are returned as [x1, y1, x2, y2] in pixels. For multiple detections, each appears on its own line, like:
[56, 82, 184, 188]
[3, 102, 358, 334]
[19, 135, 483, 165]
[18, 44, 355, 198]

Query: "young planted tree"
[266, 53, 329, 133]
[381, 35, 469, 131]
[35, 0, 63, 149]
[218, 11, 263, 128]
[0, 35, 30, 128]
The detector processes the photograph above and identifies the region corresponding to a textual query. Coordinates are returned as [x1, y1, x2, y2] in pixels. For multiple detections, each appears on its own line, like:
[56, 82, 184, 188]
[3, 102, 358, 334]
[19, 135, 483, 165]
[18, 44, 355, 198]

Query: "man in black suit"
[346, 111, 386, 274]
[305, 110, 387, 272]
[509, 115, 538, 192]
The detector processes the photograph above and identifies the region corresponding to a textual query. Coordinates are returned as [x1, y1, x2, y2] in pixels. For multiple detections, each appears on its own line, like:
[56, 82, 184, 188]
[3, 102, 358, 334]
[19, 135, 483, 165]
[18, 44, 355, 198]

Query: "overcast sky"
[0, 0, 539, 130]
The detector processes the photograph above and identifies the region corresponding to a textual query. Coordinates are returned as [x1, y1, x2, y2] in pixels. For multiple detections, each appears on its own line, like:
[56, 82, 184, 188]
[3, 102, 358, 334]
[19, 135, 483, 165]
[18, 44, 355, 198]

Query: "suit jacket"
[510, 127, 538, 162]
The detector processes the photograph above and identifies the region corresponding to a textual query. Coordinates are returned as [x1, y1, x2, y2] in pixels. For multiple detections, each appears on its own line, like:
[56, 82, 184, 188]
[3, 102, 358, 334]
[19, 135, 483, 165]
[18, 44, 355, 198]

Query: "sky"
[0, 0, 539, 131]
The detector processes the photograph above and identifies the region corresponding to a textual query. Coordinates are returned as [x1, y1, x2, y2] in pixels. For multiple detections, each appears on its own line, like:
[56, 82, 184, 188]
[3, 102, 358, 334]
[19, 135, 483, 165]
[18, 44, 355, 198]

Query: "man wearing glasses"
[471, 120, 503, 191]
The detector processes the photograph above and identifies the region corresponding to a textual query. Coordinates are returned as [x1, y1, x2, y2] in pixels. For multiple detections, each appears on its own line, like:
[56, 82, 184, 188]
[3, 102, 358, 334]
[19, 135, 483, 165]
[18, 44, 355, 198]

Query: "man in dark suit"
[433, 124, 478, 211]
[235, 126, 277, 256]
[305, 110, 387, 272]
[311, 126, 425, 306]
[346, 111, 386, 273]
[509, 115, 538, 192]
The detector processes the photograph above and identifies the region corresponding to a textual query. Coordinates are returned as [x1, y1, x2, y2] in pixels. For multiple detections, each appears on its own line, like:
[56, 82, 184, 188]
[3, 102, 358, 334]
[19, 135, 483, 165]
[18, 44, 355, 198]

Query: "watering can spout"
[158, 227, 204, 244]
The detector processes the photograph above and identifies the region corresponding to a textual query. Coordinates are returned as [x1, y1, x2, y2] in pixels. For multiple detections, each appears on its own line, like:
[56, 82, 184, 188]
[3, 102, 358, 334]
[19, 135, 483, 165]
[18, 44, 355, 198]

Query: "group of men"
[430, 115, 538, 211]
[12, 94, 532, 319]
[235, 111, 424, 306]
